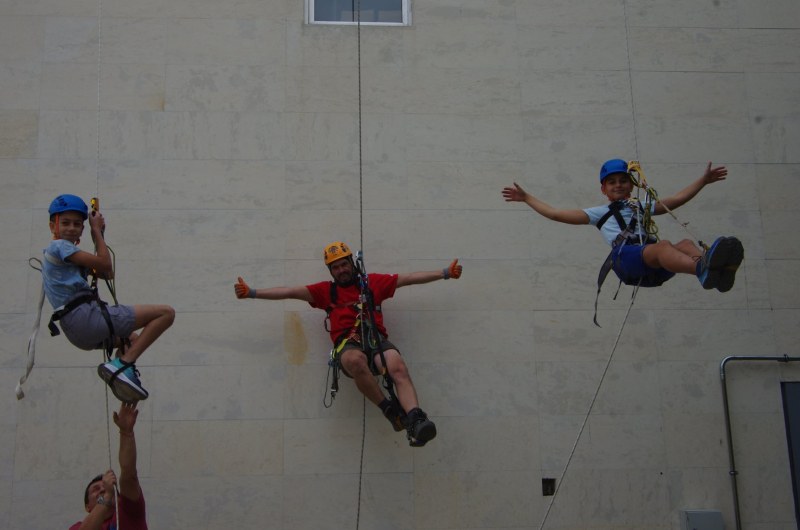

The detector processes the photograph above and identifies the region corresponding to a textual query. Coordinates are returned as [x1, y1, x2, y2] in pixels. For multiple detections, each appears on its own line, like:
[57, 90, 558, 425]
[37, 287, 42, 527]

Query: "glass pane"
[313, 0, 402, 23]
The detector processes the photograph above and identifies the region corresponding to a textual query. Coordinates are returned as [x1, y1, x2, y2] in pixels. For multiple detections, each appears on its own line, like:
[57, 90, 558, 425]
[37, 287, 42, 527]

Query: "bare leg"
[340, 348, 386, 406]
[373, 349, 419, 413]
[119, 304, 175, 365]
[642, 239, 701, 275]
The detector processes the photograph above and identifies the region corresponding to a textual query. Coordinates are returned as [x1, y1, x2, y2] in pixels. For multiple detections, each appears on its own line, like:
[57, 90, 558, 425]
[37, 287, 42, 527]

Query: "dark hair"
[83, 474, 103, 506]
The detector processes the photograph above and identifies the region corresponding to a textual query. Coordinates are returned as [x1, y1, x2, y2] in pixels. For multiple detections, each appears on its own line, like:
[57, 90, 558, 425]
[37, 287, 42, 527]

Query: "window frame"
[306, 0, 411, 26]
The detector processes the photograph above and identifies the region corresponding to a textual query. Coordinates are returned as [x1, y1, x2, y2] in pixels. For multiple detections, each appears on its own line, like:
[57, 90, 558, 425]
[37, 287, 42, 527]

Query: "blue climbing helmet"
[48, 194, 88, 220]
[598, 159, 630, 183]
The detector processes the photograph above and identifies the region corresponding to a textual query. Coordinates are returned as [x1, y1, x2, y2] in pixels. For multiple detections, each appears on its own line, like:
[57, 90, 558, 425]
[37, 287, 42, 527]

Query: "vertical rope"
[95, 0, 103, 200]
[622, 0, 640, 161]
[538, 286, 640, 529]
[355, 397, 366, 530]
[539, 9, 645, 527]
[540, 11, 650, 524]
[354, 5, 366, 530]
[356, 0, 364, 252]
[95, 0, 112, 469]
[95, 0, 120, 524]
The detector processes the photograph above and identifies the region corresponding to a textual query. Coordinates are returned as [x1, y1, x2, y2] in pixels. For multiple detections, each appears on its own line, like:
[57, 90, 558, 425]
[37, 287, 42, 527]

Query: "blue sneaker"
[717, 237, 744, 293]
[697, 238, 722, 289]
[696, 237, 743, 291]
[97, 358, 149, 402]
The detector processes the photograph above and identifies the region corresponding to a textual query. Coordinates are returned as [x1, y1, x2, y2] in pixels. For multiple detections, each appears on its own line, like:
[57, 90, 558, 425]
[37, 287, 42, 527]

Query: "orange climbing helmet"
[323, 241, 353, 266]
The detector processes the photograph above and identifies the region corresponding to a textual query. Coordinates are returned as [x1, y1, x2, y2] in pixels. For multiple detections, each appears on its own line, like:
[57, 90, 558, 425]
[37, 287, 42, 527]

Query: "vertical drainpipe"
[720, 354, 800, 530]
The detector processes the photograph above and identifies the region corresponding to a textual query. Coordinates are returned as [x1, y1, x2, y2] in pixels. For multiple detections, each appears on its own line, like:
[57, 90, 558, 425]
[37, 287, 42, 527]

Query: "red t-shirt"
[69, 489, 147, 530]
[306, 273, 398, 343]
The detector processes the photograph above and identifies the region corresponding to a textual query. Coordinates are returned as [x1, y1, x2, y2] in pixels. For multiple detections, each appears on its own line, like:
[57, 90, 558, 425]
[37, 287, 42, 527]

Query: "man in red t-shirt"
[235, 241, 462, 446]
[69, 402, 147, 530]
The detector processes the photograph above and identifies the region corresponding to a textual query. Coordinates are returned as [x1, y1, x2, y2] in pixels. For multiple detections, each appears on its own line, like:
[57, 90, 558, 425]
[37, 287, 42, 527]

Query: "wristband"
[443, 268, 449, 280]
[248, 288, 256, 298]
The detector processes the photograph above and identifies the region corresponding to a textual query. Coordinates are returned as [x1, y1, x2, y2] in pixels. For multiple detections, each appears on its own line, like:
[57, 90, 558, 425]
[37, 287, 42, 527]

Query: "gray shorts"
[59, 301, 136, 351]
[338, 338, 400, 377]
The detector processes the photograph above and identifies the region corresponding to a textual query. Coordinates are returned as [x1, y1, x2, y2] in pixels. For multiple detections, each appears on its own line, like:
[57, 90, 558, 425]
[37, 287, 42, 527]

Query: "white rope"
[94, 0, 121, 523]
[94, 0, 103, 199]
[354, 3, 368, 529]
[15, 281, 46, 400]
[539, 8, 644, 524]
[622, 1, 640, 163]
[538, 285, 640, 529]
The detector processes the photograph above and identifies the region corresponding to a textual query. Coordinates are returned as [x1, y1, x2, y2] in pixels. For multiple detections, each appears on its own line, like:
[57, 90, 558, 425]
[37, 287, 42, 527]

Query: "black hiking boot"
[382, 401, 407, 432]
[406, 408, 436, 447]
[716, 237, 744, 293]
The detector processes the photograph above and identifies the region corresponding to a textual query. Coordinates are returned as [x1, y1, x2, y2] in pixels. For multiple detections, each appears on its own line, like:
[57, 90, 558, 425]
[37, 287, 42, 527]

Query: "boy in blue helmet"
[44, 194, 175, 402]
[502, 160, 744, 292]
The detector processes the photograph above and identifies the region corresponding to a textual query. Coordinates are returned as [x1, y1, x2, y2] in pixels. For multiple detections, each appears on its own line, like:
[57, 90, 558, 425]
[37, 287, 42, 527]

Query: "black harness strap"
[596, 200, 640, 237]
[356, 273, 398, 402]
[48, 293, 96, 336]
[593, 201, 653, 326]
[48, 291, 122, 366]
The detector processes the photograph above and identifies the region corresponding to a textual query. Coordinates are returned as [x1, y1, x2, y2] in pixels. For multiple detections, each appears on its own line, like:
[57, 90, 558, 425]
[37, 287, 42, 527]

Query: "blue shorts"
[59, 301, 136, 350]
[611, 243, 675, 287]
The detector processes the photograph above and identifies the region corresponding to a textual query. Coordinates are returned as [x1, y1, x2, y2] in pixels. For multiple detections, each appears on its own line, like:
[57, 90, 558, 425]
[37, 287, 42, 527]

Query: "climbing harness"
[592, 161, 658, 326]
[356, 252, 401, 407]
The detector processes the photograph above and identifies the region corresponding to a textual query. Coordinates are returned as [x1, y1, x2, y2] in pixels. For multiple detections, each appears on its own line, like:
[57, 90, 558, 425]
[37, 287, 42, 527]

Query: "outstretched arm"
[235, 277, 313, 302]
[114, 402, 141, 502]
[654, 162, 727, 214]
[502, 183, 589, 225]
[396, 260, 462, 288]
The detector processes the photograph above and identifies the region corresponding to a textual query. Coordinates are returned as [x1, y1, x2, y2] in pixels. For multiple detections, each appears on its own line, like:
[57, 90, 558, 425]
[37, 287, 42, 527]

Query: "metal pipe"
[720, 354, 800, 530]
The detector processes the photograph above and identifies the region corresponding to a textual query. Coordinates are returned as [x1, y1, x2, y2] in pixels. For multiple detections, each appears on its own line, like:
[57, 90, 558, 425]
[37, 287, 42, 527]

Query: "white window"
[307, 0, 411, 26]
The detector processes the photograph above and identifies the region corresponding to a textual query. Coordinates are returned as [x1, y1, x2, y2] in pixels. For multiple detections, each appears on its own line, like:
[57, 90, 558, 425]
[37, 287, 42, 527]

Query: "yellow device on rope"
[626, 160, 660, 241]
[628, 160, 707, 251]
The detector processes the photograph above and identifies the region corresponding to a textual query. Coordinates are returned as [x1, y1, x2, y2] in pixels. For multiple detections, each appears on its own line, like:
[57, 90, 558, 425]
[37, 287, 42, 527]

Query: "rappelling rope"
[539, 8, 647, 527]
[354, 1, 366, 529]
[538, 283, 640, 529]
[94, 0, 121, 521]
